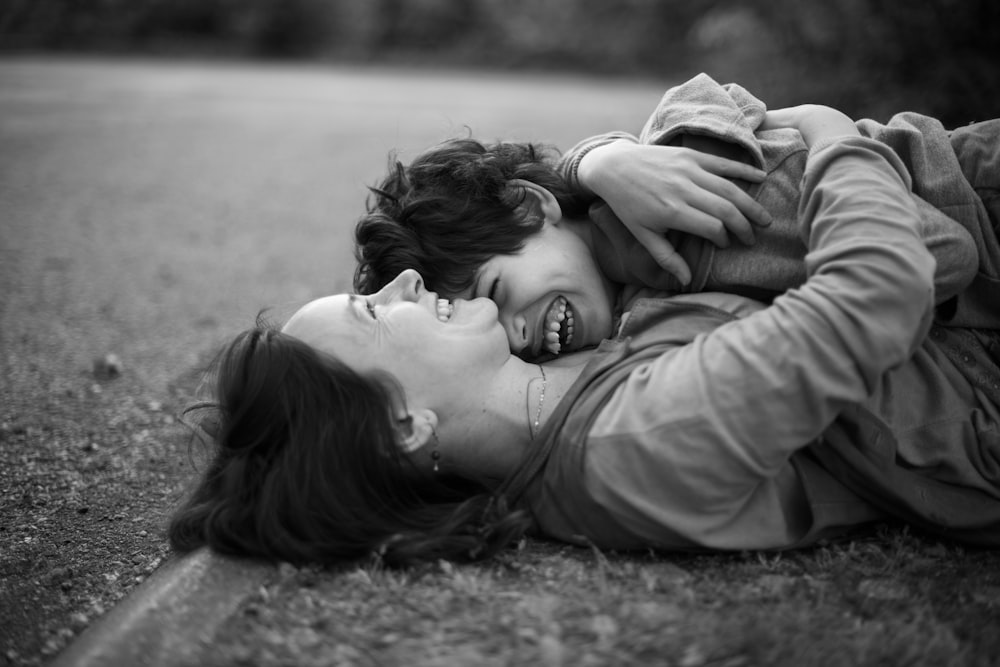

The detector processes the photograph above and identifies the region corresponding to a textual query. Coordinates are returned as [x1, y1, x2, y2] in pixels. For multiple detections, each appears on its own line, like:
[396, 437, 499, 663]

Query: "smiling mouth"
[542, 296, 575, 355]
[437, 298, 453, 322]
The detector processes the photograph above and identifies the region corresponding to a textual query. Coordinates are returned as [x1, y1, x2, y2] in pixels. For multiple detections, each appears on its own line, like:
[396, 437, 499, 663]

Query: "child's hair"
[353, 137, 589, 295]
[168, 319, 532, 567]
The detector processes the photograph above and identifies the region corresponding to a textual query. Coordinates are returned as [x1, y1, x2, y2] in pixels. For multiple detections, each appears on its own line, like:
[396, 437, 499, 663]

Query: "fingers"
[700, 183, 770, 243]
[689, 154, 773, 232]
[733, 195, 772, 230]
[692, 151, 767, 183]
[692, 170, 772, 232]
[665, 203, 730, 247]
[670, 183, 761, 247]
[629, 224, 692, 285]
[699, 193, 755, 246]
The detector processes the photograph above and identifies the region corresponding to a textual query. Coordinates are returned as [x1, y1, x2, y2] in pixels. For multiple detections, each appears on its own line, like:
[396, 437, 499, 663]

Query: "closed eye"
[488, 278, 499, 301]
[366, 300, 377, 318]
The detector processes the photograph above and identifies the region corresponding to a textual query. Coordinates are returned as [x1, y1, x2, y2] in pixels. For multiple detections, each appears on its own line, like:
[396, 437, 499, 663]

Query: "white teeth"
[541, 296, 575, 355]
[436, 298, 453, 322]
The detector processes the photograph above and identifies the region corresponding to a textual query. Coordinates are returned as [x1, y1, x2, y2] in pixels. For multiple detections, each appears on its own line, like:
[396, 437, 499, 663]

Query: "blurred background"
[2, 0, 998, 127]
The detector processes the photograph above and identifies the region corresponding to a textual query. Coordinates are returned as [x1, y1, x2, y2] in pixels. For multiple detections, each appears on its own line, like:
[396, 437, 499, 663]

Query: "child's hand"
[577, 141, 772, 285]
[760, 105, 859, 148]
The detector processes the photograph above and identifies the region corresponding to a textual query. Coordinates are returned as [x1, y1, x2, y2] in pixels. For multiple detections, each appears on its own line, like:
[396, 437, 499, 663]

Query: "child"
[354, 74, 999, 359]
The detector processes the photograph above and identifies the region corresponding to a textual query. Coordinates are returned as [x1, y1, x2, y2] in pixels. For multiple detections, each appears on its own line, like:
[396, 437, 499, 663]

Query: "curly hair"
[353, 137, 590, 295]
[168, 319, 532, 567]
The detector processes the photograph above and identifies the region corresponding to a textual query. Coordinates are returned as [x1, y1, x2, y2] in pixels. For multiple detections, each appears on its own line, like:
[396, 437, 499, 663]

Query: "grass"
[202, 528, 999, 666]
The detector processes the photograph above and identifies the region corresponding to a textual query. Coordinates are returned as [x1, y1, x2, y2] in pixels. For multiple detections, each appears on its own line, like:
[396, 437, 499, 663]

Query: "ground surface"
[1, 57, 998, 667]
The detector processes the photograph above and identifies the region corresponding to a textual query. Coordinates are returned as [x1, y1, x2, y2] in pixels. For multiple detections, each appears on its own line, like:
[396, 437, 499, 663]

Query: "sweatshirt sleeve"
[585, 137, 935, 543]
[556, 131, 639, 197]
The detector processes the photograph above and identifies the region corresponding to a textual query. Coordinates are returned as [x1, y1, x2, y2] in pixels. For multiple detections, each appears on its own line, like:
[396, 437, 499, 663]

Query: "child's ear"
[396, 408, 438, 453]
[507, 178, 563, 226]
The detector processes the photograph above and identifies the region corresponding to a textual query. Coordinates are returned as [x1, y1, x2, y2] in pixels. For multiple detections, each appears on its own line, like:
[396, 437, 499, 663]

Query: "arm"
[558, 134, 772, 286]
[592, 137, 935, 538]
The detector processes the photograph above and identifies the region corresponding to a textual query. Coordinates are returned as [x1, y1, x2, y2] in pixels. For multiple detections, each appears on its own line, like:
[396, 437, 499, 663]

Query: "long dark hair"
[168, 320, 532, 566]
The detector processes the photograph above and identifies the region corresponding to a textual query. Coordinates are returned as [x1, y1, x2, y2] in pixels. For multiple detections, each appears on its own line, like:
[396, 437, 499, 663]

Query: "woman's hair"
[353, 137, 590, 296]
[168, 318, 533, 567]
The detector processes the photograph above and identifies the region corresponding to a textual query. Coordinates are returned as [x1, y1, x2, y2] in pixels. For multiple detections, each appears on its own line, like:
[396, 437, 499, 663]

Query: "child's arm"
[572, 140, 773, 285]
[570, 105, 858, 286]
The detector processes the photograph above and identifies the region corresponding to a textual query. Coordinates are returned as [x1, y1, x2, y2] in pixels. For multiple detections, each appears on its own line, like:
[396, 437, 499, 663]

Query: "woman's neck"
[529, 353, 590, 437]
[438, 352, 591, 486]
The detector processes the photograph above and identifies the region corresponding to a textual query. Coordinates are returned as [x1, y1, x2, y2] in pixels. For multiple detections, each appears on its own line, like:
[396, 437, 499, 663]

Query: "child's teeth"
[542, 296, 571, 355]
[543, 330, 561, 355]
[437, 298, 453, 322]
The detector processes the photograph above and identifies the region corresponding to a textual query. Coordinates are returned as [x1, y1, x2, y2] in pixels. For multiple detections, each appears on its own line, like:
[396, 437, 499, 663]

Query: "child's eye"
[488, 278, 499, 300]
[366, 300, 377, 318]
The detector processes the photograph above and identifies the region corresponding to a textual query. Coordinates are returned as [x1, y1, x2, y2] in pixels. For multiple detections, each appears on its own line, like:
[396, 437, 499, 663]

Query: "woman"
[170, 130, 1000, 567]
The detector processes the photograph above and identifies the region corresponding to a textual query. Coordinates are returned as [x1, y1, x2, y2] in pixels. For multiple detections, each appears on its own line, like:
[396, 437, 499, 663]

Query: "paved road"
[0, 56, 663, 397]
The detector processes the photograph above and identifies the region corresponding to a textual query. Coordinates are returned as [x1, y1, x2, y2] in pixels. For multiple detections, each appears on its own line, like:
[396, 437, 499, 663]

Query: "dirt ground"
[0, 356, 197, 664]
[2, 57, 999, 667]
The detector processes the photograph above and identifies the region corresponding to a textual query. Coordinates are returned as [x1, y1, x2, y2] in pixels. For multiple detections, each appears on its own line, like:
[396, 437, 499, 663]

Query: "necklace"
[527, 364, 547, 440]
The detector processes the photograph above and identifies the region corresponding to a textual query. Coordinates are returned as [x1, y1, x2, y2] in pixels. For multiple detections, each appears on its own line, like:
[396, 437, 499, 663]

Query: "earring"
[430, 427, 440, 472]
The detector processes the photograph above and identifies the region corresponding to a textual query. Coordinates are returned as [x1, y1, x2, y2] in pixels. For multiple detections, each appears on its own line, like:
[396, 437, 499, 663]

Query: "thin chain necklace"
[527, 364, 547, 440]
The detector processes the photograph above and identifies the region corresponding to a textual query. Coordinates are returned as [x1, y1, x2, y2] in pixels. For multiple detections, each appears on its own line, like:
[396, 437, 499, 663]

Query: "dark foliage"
[2, 0, 996, 128]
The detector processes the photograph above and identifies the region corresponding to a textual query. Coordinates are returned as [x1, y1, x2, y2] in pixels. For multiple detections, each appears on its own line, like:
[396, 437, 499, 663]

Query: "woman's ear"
[397, 408, 438, 453]
[507, 178, 563, 226]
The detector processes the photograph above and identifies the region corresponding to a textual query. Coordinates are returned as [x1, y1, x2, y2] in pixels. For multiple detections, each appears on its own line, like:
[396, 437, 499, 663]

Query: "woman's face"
[464, 221, 618, 359]
[282, 269, 510, 408]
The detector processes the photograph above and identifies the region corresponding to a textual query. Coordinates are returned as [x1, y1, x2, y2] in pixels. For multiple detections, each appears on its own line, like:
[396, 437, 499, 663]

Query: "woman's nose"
[385, 268, 425, 302]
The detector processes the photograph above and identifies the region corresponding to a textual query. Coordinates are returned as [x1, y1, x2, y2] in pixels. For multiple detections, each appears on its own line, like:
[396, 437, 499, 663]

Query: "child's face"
[460, 221, 618, 359]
